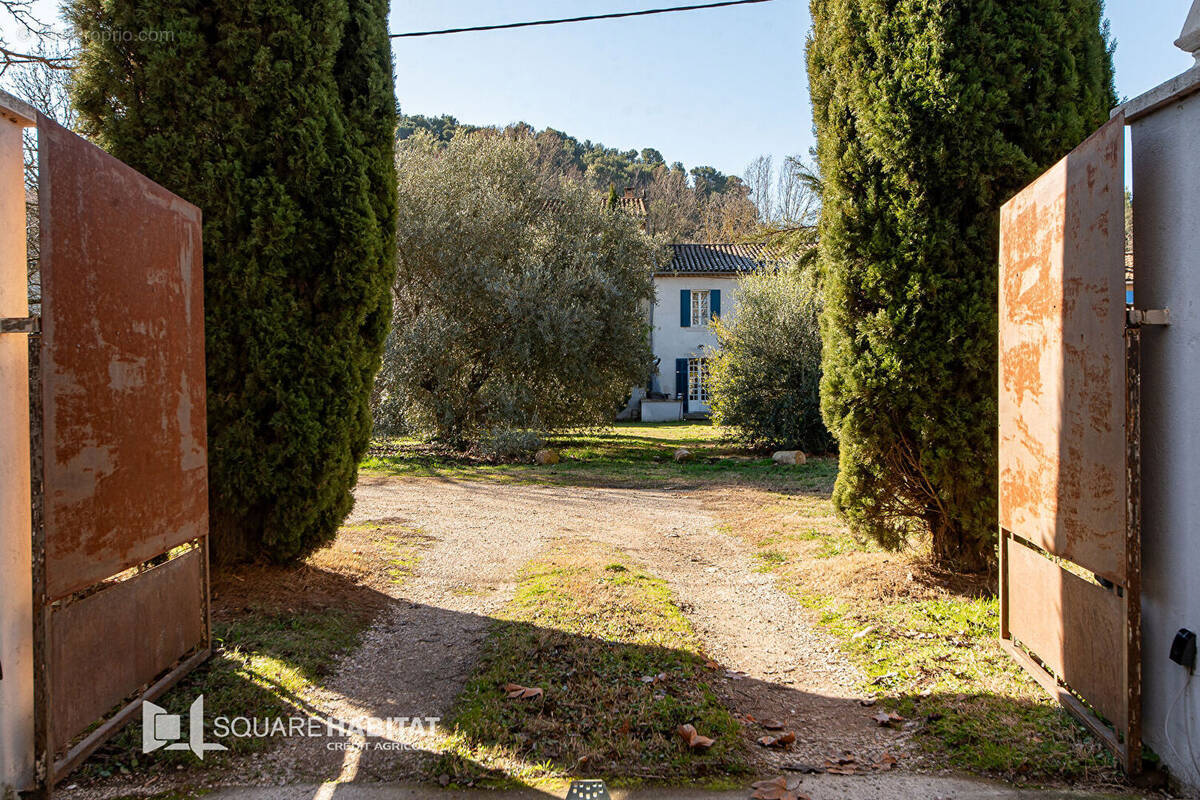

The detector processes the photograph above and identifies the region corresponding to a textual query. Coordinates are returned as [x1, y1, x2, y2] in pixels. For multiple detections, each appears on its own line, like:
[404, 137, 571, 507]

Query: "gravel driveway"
[245, 474, 905, 785]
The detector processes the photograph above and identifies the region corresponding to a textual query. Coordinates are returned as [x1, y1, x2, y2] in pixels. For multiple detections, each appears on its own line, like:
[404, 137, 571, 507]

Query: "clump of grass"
[753, 548, 787, 572]
[434, 542, 748, 785]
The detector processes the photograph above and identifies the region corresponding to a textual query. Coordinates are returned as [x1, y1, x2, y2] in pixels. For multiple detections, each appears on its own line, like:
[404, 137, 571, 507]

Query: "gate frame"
[997, 114, 1146, 774]
[18, 109, 211, 799]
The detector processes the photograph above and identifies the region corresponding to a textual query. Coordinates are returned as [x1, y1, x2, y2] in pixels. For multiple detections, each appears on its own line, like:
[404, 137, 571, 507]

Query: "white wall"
[0, 99, 34, 796]
[1126, 65, 1200, 792]
[649, 274, 743, 413]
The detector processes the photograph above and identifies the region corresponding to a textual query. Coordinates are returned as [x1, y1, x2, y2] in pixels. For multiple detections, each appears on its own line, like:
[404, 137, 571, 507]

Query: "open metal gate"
[998, 113, 1143, 771]
[29, 114, 210, 793]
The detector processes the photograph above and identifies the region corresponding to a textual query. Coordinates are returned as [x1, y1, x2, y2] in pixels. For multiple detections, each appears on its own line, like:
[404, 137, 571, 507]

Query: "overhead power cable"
[390, 0, 773, 39]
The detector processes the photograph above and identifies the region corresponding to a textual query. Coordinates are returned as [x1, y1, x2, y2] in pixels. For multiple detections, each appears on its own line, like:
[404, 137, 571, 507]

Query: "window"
[688, 357, 710, 404]
[690, 290, 711, 326]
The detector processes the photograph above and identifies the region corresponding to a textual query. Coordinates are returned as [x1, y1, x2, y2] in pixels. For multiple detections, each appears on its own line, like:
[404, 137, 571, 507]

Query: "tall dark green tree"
[809, 0, 1116, 571]
[69, 0, 397, 562]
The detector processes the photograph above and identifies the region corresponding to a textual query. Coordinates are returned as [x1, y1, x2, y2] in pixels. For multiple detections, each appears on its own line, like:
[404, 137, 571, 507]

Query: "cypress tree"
[808, 0, 1116, 570]
[69, 0, 397, 562]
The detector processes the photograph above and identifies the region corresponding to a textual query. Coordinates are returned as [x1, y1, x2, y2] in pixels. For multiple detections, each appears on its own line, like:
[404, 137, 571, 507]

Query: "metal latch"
[0, 316, 40, 334]
[1127, 308, 1171, 326]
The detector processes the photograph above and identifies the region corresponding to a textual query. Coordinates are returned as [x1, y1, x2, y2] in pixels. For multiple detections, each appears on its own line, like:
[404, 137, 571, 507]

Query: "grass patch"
[77, 521, 431, 781]
[434, 541, 748, 786]
[812, 594, 1118, 781]
[362, 422, 830, 488]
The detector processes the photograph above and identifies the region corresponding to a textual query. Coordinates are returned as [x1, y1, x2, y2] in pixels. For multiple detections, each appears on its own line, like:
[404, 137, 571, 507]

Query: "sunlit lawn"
[362, 421, 835, 488]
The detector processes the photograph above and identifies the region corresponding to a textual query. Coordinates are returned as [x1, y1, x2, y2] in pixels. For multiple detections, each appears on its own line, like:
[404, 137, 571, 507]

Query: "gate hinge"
[1127, 308, 1171, 326]
[0, 316, 40, 334]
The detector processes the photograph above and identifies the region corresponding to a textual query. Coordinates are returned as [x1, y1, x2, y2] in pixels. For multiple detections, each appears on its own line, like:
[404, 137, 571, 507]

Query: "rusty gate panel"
[998, 115, 1128, 585]
[48, 548, 205, 748]
[998, 113, 1140, 771]
[32, 114, 211, 793]
[37, 116, 207, 601]
[1006, 537, 1125, 723]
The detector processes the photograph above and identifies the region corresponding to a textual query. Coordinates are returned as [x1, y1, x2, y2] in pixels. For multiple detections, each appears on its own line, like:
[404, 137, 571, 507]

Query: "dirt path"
[243, 474, 904, 785]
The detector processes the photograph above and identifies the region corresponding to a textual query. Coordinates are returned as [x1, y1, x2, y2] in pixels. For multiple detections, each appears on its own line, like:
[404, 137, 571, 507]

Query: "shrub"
[708, 266, 833, 453]
[70, 0, 397, 562]
[477, 429, 547, 461]
[808, 0, 1116, 570]
[373, 132, 660, 445]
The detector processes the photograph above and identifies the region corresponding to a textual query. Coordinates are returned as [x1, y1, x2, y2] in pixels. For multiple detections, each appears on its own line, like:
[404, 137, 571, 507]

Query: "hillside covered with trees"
[396, 112, 760, 243]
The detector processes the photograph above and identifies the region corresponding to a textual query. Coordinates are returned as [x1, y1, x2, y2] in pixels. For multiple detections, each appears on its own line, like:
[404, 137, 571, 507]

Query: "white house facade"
[635, 243, 772, 421]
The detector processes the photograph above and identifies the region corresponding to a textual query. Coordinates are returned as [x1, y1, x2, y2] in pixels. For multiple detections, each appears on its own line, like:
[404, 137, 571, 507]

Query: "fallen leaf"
[872, 752, 898, 771]
[824, 763, 857, 776]
[872, 711, 904, 727]
[677, 723, 715, 749]
[750, 775, 810, 800]
[823, 754, 861, 775]
[756, 731, 796, 748]
[503, 683, 544, 700]
[760, 719, 786, 730]
[704, 659, 721, 670]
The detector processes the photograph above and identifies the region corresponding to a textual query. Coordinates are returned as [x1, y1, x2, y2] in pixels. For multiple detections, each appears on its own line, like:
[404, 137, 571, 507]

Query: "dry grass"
[698, 481, 992, 607]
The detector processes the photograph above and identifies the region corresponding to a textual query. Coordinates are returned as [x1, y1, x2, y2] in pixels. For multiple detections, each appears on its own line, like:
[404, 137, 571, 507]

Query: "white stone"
[640, 399, 682, 422]
[1178, 0, 1200, 63]
[771, 450, 807, 466]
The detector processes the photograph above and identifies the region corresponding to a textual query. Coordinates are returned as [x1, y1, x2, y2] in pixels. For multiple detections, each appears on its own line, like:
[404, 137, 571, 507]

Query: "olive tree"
[709, 265, 832, 453]
[374, 132, 661, 445]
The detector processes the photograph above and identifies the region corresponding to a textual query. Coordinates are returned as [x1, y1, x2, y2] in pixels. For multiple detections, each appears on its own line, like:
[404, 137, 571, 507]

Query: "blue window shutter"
[711, 289, 721, 319]
[680, 289, 691, 327]
[675, 358, 689, 414]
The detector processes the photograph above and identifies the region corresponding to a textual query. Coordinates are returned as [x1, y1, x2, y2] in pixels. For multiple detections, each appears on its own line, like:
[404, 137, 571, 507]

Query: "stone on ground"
[534, 448, 560, 465]
[772, 450, 806, 466]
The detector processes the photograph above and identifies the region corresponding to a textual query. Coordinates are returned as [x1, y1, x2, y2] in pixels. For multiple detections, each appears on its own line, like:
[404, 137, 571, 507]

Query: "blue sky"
[4, 0, 1195, 179]
[390, 0, 1197, 179]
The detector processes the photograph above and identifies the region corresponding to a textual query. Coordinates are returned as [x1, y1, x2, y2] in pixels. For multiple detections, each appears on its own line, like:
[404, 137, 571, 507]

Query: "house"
[634, 243, 776, 421]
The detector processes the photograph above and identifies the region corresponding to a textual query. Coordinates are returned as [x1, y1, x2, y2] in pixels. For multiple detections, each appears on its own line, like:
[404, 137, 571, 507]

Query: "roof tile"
[661, 243, 775, 274]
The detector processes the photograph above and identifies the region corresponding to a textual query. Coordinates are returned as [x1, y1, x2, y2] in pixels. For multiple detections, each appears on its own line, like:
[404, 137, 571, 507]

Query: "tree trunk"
[928, 510, 989, 574]
[207, 505, 257, 566]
